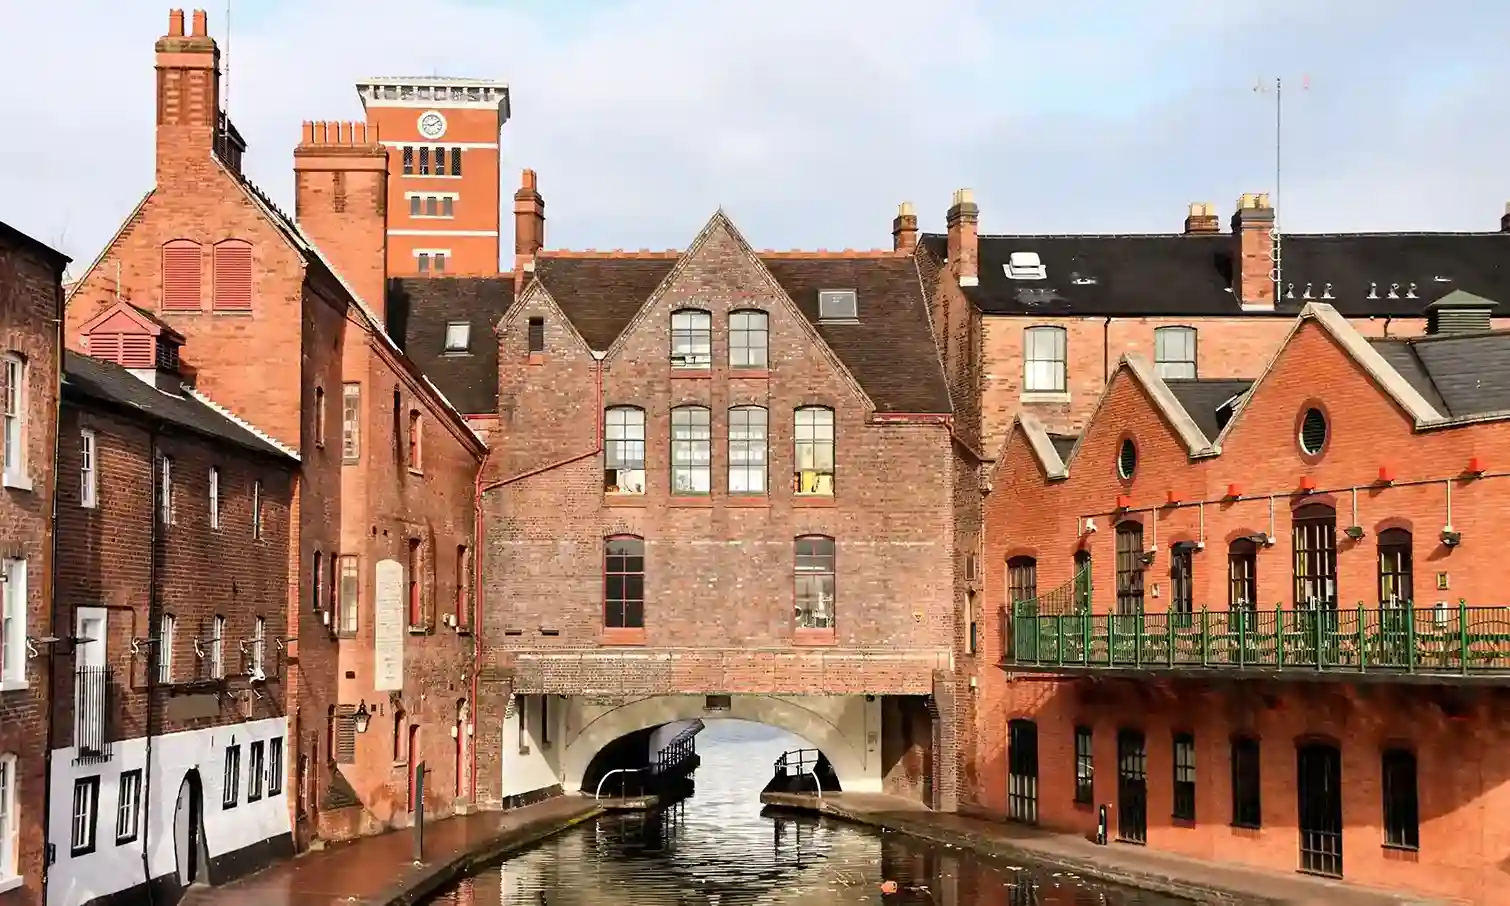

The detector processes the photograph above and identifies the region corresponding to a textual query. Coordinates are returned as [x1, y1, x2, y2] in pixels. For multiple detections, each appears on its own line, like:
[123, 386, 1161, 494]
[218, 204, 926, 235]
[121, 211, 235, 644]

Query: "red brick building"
[0, 222, 68, 906]
[974, 301, 1510, 903]
[62, 9, 486, 871]
[46, 306, 298, 906]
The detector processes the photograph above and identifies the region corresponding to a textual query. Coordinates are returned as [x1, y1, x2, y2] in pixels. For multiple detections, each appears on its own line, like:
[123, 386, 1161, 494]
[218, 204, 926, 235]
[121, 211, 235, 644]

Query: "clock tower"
[356, 77, 511, 277]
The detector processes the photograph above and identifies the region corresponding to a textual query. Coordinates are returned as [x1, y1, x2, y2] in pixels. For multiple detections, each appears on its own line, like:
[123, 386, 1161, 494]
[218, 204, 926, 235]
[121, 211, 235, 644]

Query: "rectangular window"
[1173, 733, 1196, 822]
[424, 196, 438, 217]
[157, 613, 175, 684]
[794, 536, 836, 630]
[1074, 726, 1094, 804]
[223, 745, 241, 808]
[670, 406, 712, 494]
[408, 539, 423, 626]
[312, 551, 323, 614]
[409, 196, 421, 217]
[208, 467, 220, 529]
[211, 614, 225, 679]
[251, 617, 265, 673]
[268, 737, 284, 795]
[314, 386, 326, 447]
[451, 148, 463, 176]
[2, 353, 26, 484]
[338, 555, 359, 635]
[418, 147, 430, 176]
[80, 429, 97, 507]
[408, 411, 423, 470]
[252, 481, 263, 539]
[247, 741, 265, 802]
[417, 253, 430, 274]
[1382, 748, 1419, 850]
[402, 146, 414, 175]
[727, 406, 768, 494]
[342, 383, 361, 463]
[603, 537, 645, 629]
[435, 147, 447, 176]
[115, 769, 142, 844]
[1230, 736, 1262, 829]
[1171, 545, 1194, 627]
[1023, 326, 1067, 393]
[441, 197, 454, 217]
[455, 545, 469, 624]
[793, 407, 835, 496]
[70, 776, 100, 856]
[1228, 538, 1257, 615]
[443, 322, 470, 353]
[526, 317, 545, 354]
[0, 754, 14, 880]
[604, 407, 646, 494]
[434, 253, 447, 274]
[0, 559, 27, 686]
[159, 453, 173, 524]
[729, 310, 769, 368]
[1154, 326, 1198, 380]
[669, 310, 712, 368]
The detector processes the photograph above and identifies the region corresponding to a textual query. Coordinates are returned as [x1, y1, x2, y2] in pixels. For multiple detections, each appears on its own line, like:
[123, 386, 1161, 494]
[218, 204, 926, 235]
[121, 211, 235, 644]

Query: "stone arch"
[562, 694, 864, 793]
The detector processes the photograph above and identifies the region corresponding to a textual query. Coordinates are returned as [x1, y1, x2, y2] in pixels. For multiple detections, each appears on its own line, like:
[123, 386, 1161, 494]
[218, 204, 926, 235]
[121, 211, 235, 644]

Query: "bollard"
[413, 762, 428, 861]
[1095, 804, 1109, 845]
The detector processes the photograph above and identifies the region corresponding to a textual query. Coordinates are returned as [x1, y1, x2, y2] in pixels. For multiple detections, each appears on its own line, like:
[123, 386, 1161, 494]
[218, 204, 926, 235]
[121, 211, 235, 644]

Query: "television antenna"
[223, 0, 233, 114]
[1253, 76, 1309, 296]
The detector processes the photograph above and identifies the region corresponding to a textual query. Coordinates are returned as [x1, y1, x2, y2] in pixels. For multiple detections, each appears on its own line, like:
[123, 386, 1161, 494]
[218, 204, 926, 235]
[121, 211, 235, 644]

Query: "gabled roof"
[78, 299, 185, 343]
[920, 231, 1510, 318]
[63, 351, 296, 461]
[1164, 379, 1252, 445]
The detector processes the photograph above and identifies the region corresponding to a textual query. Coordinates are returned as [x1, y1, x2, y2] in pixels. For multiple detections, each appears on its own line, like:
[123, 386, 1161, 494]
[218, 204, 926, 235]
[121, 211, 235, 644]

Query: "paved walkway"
[761, 792, 1448, 906]
[183, 796, 603, 906]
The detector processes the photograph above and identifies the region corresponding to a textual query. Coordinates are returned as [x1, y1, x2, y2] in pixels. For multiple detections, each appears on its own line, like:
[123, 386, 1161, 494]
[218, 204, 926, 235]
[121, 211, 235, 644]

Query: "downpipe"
[39, 299, 64, 901]
[141, 423, 162, 901]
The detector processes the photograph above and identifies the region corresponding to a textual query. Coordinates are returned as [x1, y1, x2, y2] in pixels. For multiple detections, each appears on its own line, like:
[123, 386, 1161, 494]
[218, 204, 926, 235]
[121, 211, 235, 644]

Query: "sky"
[6, 0, 1510, 271]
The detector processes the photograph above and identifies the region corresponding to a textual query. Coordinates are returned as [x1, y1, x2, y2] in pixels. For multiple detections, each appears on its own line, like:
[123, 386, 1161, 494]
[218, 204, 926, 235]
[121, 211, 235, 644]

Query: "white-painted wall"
[499, 694, 566, 801]
[646, 719, 702, 760]
[46, 717, 291, 906]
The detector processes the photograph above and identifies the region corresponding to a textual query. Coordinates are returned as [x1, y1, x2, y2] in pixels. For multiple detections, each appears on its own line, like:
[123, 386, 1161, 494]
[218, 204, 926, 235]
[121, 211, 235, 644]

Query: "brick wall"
[0, 229, 63, 906]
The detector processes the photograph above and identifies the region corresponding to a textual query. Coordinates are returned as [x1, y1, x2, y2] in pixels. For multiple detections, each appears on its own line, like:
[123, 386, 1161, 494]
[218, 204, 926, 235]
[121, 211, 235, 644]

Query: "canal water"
[429, 720, 1190, 905]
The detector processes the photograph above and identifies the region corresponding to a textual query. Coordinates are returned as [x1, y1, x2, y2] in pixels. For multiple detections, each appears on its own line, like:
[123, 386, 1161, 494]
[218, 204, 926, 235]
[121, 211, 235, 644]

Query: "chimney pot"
[168, 9, 185, 36]
[190, 8, 207, 36]
[1184, 201, 1220, 235]
[892, 201, 919, 253]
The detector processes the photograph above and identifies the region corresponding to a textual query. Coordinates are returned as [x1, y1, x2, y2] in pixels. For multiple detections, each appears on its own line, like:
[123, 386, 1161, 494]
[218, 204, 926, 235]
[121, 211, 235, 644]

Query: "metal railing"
[1002, 601, 1510, 675]
[595, 768, 646, 799]
[652, 720, 702, 775]
[75, 666, 115, 763]
[773, 748, 826, 797]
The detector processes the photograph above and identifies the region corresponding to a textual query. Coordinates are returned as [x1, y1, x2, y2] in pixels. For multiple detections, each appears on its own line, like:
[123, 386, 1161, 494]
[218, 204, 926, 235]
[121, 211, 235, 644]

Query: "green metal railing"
[1002, 601, 1510, 675]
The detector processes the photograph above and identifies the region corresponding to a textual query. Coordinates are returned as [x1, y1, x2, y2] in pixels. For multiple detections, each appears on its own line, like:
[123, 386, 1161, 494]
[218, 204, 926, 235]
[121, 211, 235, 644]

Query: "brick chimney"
[1500, 202, 1510, 233]
[1184, 202, 1220, 235]
[514, 169, 545, 275]
[892, 202, 918, 252]
[1230, 193, 1275, 309]
[155, 9, 221, 182]
[946, 189, 979, 286]
[294, 120, 390, 318]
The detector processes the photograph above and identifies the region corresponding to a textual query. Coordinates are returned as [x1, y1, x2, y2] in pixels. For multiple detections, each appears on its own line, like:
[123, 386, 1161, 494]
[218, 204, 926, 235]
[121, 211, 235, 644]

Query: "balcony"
[75, 666, 117, 763]
[1001, 603, 1510, 680]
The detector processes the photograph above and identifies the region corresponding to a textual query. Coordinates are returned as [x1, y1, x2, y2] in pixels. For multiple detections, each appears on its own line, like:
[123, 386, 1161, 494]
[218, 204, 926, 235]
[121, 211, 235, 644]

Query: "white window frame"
[1023, 326, 1068, 394]
[252, 616, 265, 673]
[0, 752, 17, 888]
[222, 745, 240, 808]
[209, 467, 220, 529]
[80, 429, 97, 508]
[669, 310, 713, 368]
[1154, 326, 1198, 380]
[252, 481, 263, 540]
[268, 736, 285, 795]
[727, 405, 768, 494]
[443, 322, 471, 353]
[1, 353, 28, 491]
[0, 559, 27, 690]
[157, 613, 175, 684]
[115, 769, 142, 844]
[158, 454, 174, 524]
[70, 776, 99, 856]
[211, 615, 225, 679]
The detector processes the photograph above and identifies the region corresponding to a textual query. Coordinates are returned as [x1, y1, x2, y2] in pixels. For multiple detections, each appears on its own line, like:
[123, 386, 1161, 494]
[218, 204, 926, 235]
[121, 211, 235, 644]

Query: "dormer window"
[1006, 251, 1047, 280]
[817, 290, 858, 322]
[443, 322, 471, 353]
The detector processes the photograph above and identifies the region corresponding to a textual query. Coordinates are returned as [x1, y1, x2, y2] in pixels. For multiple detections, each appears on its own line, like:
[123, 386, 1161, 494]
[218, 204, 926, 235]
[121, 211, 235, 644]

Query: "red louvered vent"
[212, 241, 254, 311]
[162, 241, 204, 311]
[120, 335, 155, 369]
[86, 333, 124, 364]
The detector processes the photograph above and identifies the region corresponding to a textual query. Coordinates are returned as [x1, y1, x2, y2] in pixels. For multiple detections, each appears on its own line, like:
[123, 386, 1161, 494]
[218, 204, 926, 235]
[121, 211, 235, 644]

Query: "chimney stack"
[154, 9, 221, 183]
[1231, 193, 1275, 309]
[892, 202, 919, 252]
[294, 120, 390, 319]
[946, 189, 979, 286]
[1184, 202, 1220, 235]
[514, 169, 545, 275]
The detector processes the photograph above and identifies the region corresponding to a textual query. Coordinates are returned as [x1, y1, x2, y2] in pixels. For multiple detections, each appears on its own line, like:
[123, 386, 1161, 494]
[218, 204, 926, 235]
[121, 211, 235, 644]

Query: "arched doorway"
[173, 770, 209, 886]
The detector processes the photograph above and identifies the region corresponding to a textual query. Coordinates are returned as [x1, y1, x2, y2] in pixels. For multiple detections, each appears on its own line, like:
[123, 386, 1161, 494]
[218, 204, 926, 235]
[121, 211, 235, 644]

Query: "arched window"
[603, 536, 645, 629]
[1007, 556, 1038, 611]
[670, 309, 712, 368]
[1292, 504, 1337, 609]
[729, 310, 769, 369]
[1023, 326, 1067, 393]
[727, 406, 768, 494]
[1228, 538, 1258, 615]
[603, 406, 646, 494]
[1115, 521, 1145, 614]
[670, 406, 711, 494]
[1377, 528, 1412, 606]
[794, 536, 836, 630]
[162, 239, 203, 311]
[211, 239, 253, 312]
[1154, 326, 1198, 380]
[794, 406, 835, 496]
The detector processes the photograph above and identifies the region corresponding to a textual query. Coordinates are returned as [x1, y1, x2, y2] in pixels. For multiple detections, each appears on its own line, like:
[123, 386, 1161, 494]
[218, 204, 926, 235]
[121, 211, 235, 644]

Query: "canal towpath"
[760, 792, 1446, 906]
[181, 795, 603, 906]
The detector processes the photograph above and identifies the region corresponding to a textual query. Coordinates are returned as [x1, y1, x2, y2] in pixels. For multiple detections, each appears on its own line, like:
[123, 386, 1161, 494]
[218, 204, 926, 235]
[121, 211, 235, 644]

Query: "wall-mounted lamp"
[1440, 527, 1462, 548]
[1344, 525, 1366, 541]
[353, 700, 372, 734]
[1081, 518, 1098, 535]
[1171, 540, 1202, 554]
[1137, 550, 1157, 567]
[1245, 532, 1274, 547]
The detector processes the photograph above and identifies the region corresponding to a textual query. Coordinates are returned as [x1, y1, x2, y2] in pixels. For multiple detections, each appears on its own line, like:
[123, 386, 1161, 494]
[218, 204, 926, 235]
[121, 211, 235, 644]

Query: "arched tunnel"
[580, 719, 843, 798]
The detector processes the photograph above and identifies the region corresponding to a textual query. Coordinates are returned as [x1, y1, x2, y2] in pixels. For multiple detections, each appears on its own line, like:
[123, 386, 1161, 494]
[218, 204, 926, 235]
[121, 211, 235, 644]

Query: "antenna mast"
[1254, 76, 1308, 300]
[223, 0, 232, 114]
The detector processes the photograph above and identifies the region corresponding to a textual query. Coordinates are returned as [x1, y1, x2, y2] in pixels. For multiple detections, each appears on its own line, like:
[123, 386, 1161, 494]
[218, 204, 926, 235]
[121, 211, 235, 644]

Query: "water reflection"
[431, 720, 1188, 905]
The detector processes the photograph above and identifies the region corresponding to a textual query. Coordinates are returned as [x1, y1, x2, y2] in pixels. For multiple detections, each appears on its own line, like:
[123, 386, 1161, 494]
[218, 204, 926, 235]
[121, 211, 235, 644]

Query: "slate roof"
[1047, 433, 1077, 463]
[1368, 332, 1510, 418]
[920, 232, 1510, 318]
[63, 351, 295, 460]
[390, 253, 952, 415]
[1164, 379, 1253, 443]
[0, 219, 71, 272]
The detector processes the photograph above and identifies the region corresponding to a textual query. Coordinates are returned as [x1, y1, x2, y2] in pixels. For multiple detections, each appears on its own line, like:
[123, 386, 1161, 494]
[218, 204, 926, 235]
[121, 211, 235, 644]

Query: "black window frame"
[248, 740, 266, 802]
[115, 768, 143, 844]
[526, 317, 545, 354]
[268, 736, 285, 795]
[1073, 725, 1094, 805]
[70, 775, 101, 856]
[1172, 732, 1197, 822]
[603, 536, 645, 630]
[1381, 747, 1419, 850]
[1230, 735, 1262, 829]
[1377, 528, 1413, 606]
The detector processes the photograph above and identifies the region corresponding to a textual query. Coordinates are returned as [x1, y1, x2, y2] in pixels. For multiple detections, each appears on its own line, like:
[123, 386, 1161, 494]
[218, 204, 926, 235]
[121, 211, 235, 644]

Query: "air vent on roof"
[818, 289, 858, 322]
[1426, 290, 1495, 335]
[1005, 251, 1047, 280]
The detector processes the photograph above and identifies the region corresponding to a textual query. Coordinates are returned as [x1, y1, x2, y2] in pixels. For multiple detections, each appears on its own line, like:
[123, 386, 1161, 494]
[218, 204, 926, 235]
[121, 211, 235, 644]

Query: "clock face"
[417, 110, 447, 140]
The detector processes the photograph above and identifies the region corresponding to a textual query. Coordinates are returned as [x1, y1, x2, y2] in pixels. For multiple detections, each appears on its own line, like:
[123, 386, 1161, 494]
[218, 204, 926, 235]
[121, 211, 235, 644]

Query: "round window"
[1299, 408, 1328, 455]
[1117, 438, 1137, 479]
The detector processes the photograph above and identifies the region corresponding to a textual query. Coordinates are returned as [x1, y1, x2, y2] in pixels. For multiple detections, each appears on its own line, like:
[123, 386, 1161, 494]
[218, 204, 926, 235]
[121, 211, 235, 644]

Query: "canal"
[428, 720, 1190, 905]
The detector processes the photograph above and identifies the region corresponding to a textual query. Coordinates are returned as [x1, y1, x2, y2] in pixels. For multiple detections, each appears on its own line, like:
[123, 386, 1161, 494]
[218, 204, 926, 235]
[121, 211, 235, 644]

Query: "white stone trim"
[387, 229, 497, 237]
[382, 141, 499, 150]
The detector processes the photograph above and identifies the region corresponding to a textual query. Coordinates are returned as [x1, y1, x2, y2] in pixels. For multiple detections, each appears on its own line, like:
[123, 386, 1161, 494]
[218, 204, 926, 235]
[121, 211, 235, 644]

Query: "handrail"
[595, 767, 645, 799]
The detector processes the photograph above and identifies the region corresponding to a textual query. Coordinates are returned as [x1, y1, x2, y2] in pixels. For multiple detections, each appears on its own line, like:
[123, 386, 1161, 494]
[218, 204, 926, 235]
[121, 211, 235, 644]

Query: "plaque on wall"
[374, 558, 405, 691]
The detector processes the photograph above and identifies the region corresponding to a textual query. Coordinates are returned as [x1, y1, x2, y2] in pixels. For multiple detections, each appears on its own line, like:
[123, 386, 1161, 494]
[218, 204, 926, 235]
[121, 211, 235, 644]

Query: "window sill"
[604, 494, 647, 508]
[726, 496, 769, 508]
[1072, 799, 1094, 812]
[1229, 823, 1262, 837]
[1020, 391, 1071, 404]
[730, 369, 769, 380]
[793, 628, 837, 646]
[602, 627, 647, 646]
[2, 471, 32, 492]
[1382, 843, 1420, 856]
[669, 496, 712, 508]
[0, 876, 21, 895]
[527, 354, 545, 366]
[407, 624, 432, 635]
[212, 309, 253, 316]
[408, 467, 424, 477]
[792, 495, 836, 508]
[392, 760, 409, 769]
[669, 367, 711, 379]
[0, 678, 29, 693]
[1171, 816, 1196, 829]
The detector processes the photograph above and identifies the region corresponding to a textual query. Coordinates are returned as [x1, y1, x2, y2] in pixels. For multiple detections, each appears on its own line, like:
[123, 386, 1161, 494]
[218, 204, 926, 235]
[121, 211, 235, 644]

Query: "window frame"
[1073, 725, 1094, 805]
[1114, 522, 1145, 615]
[669, 309, 713, 369]
[1230, 735, 1262, 829]
[158, 453, 174, 525]
[338, 555, 359, 636]
[793, 406, 835, 496]
[407, 409, 423, 471]
[251, 617, 266, 673]
[455, 545, 469, 626]
[0, 752, 16, 880]
[341, 383, 361, 464]
[603, 406, 647, 495]
[223, 744, 241, 809]
[407, 539, 424, 627]
[0, 353, 23, 487]
[1377, 528, 1413, 606]
[526, 317, 545, 354]
[208, 466, 220, 529]
[1022, 326, 1067, 394]
[157, 613, 176, 684]
[115, 769, 143, 844]
[0, 559, 27, 687]
[603, 535, 646, 630]
[1172, 732, 1196, 822]
[669, 405, 712, 495]
[268, 737, 284, 795]
[80, 428, 97, 508]
[443, 321, 471, 354]
[70, 775, 101, 856]
[1381, 747, 1419, 850]
[794, 535, 837, 631]
[1153, 326, 1198, 380]
[1228, 538, 1257, 615]
[210, 614, 225, 679]
[729, 309, 769, 369]
[247, 741, 266, 802]
[252, 480, 263, 540]
[1292, 503, 1338, 609]
[727, 405, 768, 495]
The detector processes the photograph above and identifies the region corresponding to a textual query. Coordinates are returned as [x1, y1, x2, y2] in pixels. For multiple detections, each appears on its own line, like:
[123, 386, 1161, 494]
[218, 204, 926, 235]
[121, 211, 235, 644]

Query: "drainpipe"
[39, 290, 65, 902]
[141, 423, 162, 901]
[1102, 317, 1112, 381]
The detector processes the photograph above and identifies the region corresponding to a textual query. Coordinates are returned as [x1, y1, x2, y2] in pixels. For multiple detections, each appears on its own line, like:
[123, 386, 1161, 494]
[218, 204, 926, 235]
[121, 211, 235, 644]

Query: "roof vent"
[1426, 289, 1495, 335]
[818, 289, 858, 322]
[1005, 251, 1047, 280]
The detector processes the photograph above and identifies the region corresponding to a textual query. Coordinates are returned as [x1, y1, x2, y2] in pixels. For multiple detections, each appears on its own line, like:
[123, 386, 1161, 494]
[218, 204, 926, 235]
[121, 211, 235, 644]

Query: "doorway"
[1297, 742, 1343, 876]
[1006, 719, 1038, 824]
[173, 770, 208, 886]
[74, 608, 107, 755]
[1116, 729, 1148, 844]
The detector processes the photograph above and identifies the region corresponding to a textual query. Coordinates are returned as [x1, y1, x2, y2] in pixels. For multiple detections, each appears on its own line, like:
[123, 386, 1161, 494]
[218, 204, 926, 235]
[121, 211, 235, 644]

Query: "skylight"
[444, 321, 471, 353]
[818, 289, 858, 321]
[1005, 251, 1047, 280]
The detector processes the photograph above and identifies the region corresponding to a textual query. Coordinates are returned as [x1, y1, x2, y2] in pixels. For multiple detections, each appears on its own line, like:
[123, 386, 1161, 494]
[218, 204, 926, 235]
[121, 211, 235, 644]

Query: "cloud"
[6, 0, 1510, 270]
